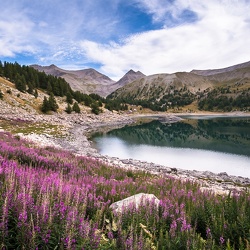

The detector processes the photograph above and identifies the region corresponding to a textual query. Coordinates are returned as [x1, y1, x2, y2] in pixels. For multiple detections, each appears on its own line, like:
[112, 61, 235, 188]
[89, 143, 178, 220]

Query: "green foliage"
[41, 94, 59, 113]
[66, 91, 73, 104]
[72, 101, 80, 113]
[65, 103, 72, 114]
[48, 93, 59, 112]
[15, 74, 26, 92]
[105, 99, 128, 111]
[41, 96, 50, 113]
[1, 132, 250, 249]
[1, 61, 72, 97]
[107, 88, 195, 111]
[198, 89, 250, 112]
[91, 102, 102, 115]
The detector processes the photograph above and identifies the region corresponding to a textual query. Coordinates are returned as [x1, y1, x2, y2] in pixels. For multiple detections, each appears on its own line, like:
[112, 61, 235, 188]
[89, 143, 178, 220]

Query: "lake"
[91, 116, 250, 178]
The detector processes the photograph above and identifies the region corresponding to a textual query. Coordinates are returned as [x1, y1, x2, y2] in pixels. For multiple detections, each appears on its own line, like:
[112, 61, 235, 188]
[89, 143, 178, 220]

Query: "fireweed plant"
[0, 131, 250, 249]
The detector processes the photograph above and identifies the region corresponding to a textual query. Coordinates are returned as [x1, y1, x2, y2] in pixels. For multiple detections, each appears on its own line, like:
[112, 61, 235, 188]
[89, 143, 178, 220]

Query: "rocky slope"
[108, 61, 250, 111]
[191, 60, 250, 76]
[30, 65, 146, 97]
[31, 64, 115, 97]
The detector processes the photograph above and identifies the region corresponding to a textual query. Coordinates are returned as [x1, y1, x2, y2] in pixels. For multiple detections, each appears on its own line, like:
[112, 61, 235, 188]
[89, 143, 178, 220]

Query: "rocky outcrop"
[109, 193, 160, 214]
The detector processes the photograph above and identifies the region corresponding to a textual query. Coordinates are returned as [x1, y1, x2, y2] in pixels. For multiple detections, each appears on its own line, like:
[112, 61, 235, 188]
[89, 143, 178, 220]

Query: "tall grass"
[0, 131, 250, 249]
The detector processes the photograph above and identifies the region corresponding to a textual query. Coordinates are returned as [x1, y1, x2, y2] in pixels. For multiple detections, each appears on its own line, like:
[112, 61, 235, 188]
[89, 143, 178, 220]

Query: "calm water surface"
[91, 116, 250, 178]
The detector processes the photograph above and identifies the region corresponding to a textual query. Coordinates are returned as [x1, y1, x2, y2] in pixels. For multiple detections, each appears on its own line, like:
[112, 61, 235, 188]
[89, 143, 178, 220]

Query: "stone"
[109, 193, 160, 214]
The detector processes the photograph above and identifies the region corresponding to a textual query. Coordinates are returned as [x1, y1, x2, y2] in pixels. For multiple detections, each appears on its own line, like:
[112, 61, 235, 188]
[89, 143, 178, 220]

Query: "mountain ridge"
[31, 60, 250, 109]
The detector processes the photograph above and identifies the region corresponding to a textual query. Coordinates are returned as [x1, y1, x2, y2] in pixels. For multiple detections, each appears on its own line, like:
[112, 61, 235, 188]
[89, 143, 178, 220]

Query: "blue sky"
[1, 0, 250, 80]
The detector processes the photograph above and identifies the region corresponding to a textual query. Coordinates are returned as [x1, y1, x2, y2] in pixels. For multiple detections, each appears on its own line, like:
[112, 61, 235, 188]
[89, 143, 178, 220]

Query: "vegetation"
[0, 61, 124, 114]
[1, 60, 250, 113]
[41, 94, 59, 113]
[198, 87, 250, 112]
[0, 89, 3, 99]
[72, 102, 81, 113]
[65, 103, 72, 114]
[107, 86, 195, 112]
[1, 132, 250, 249]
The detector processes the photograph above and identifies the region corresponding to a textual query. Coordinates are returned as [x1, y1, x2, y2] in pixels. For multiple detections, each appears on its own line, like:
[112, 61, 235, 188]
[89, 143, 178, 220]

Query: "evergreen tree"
[91, 102, 101, 115]
[41, 97, 50, 113]
[65, 103, 72, 114]
[15, 74, 26, 92]
[72, 102, 80, 113]
[47, 81, 53, 94]
[27, 82, 34, 94]
[48, 93, 59, 112]
[66, 92, 73, 104]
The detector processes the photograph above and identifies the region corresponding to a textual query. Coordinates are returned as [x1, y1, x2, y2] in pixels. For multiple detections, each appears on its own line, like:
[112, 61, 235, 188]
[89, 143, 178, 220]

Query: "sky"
[0, 0, 250, 80]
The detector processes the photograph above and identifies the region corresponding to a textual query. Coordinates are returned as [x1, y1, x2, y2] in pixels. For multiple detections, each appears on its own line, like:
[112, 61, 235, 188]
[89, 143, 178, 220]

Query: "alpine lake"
[91, 115, 250, 178]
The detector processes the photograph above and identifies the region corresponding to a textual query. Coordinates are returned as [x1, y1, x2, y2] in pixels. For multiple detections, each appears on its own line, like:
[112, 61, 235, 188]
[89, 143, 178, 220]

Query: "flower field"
[0, 131, 250, 249]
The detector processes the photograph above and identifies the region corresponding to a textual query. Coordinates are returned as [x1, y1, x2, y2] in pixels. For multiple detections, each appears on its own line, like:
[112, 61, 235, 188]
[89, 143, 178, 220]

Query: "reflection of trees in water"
[197, 119, 250, 142]
[103, 118, 250, 156]
[108, 120, 195, 145]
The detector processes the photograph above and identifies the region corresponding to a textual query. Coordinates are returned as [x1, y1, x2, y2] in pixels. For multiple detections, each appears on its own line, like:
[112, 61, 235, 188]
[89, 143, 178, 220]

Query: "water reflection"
[92, 117, 250, 156]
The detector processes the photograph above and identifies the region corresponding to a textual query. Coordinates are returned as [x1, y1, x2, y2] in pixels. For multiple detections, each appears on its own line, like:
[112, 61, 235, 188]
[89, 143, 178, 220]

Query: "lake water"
[91, 116, 250, 178]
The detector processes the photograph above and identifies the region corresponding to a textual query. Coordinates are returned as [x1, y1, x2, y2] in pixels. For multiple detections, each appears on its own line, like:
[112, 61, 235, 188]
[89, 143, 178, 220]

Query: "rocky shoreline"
[1, 111, 250, 195]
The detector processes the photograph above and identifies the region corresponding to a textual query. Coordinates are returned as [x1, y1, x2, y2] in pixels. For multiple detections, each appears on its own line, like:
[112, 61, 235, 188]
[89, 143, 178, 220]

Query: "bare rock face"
[109, 193, 160, 214]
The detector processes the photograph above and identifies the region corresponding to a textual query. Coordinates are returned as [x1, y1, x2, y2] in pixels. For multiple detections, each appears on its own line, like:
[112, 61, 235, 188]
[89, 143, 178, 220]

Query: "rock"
[109, 193, 160, 214]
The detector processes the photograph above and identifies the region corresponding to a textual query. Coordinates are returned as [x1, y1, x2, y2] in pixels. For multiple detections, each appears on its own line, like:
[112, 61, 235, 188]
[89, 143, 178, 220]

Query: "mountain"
[191, 61, 250, 76]
[30, 64, 115, 97]
[108, 72, 213, 101]
[31, 65, 146, 97]
[115, 69, 145, 89]
[108, 61, 250, 112]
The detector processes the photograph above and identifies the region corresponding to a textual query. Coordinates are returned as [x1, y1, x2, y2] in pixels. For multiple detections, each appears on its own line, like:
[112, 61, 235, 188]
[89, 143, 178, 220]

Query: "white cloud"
[1, 0, 250, 80]
[80, 0, 250, 79]
[0, 7, 35, 57]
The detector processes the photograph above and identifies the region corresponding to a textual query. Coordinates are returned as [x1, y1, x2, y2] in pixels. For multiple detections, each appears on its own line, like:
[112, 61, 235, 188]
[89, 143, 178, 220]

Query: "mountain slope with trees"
[108, 61, 250, 112]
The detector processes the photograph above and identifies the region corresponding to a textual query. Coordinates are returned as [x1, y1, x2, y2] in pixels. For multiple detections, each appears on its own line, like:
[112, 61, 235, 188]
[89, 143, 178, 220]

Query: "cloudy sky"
[1, 0, 250, 80]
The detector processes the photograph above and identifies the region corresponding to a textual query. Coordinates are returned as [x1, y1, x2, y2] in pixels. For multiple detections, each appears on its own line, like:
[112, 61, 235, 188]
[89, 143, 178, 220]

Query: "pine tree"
[65, 103, 72, 114]
[27, 82, 34, 94]
[15, 74, 26, 92]
[41, 97, 50, 113]
[72, 102, 80, 113]
[66, 92, 73, 104]
[48, 93, 59, 112]
[91, 102, 101, 115]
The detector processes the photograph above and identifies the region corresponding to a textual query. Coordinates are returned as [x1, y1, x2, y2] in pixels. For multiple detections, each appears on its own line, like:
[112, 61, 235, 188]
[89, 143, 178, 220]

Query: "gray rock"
[110, 193, 160, 214]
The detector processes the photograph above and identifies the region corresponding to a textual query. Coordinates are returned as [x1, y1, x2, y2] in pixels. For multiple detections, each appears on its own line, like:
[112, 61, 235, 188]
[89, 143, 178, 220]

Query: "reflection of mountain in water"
[93, 118, 250, 156]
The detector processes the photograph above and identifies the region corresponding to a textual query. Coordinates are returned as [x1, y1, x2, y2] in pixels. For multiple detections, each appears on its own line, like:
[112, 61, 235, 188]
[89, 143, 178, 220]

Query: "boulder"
[110, 193, 160, 214]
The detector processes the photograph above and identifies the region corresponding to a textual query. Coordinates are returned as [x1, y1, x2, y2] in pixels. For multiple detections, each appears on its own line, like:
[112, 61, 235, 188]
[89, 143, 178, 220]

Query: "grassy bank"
[0, 132, 250, 249]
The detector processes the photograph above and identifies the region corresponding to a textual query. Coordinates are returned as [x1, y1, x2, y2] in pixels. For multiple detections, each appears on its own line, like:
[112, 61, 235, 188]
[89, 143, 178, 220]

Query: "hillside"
[191, 60, 250, 76]
[108, 61, 250, 112]
[0, 76, 92, 116]
[31, 64, 147, 97]
[31, 64, 116, 97]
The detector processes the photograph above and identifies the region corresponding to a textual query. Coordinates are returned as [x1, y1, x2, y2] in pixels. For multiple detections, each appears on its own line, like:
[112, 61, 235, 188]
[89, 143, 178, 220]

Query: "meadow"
[0, 131, 250, 249]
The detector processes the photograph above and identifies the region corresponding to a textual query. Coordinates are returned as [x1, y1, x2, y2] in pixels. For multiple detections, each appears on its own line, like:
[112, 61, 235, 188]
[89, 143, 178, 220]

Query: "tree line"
[198, 88, 250, 112]
[0, 61, 123, 114]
